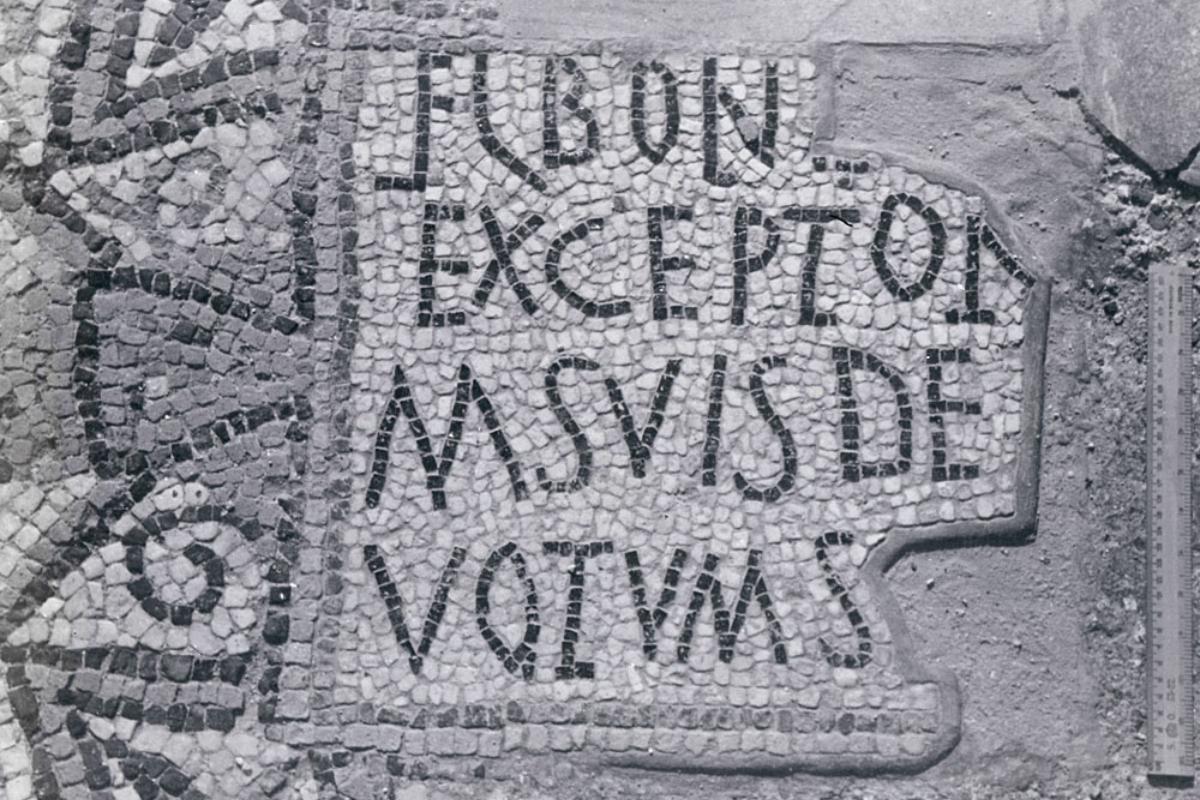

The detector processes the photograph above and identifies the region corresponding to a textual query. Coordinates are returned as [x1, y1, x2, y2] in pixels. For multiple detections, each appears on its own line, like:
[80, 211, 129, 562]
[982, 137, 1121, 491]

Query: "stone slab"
[496, 0, 1054, 45]
[1076, 0, 1200, 175]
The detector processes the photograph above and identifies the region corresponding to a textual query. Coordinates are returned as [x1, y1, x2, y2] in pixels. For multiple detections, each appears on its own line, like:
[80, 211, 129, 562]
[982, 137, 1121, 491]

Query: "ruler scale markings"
[1147, 260, 1195, 779]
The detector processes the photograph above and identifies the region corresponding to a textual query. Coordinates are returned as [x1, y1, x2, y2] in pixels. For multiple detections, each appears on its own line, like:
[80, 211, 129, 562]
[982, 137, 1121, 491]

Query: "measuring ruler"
[1146, 259, 1195, 779]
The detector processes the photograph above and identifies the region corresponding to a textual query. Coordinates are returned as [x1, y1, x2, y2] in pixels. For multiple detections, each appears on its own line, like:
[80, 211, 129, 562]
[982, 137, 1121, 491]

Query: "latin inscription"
[0, 14, 1049, 784]
[342, 50, 1039, 708]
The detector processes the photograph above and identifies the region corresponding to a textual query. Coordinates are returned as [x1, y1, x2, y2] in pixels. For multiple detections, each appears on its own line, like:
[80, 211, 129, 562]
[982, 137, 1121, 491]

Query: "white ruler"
[1147, 260, 1195, 779]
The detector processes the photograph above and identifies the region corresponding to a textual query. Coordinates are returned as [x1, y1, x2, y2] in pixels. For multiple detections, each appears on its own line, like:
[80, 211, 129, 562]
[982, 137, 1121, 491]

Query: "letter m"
[366, 362, 528, 510]
[678, 550, 789, 665]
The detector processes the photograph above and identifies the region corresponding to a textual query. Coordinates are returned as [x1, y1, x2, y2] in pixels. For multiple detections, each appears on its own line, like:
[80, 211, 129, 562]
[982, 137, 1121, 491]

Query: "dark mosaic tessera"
[0, 0, 1198, 798]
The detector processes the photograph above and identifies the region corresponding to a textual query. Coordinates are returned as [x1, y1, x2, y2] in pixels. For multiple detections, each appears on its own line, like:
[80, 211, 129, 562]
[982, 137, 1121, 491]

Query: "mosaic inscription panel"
[325, 46, 1049, 775]
[0, 0, 1050, 793]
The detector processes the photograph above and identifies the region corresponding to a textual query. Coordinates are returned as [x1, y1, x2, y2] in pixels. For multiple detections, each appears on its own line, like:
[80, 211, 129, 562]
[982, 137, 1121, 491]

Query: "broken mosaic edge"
[295, 135, 1052, 777]
[846, 143, 1053, 557]
[599, 287, 1048, 777]
[597, 148, 1052, 776]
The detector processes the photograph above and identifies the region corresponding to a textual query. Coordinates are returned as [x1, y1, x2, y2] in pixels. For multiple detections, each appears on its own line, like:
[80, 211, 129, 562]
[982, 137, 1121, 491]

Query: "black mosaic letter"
[647, 205, 699, 320]
[925, 348, 983, 482]
[124, 519, 225, 625]
[476, 541, 540, 680]
[537, 356, 599, 493]
[732, 206, 781, 325]
[676, 551, 788, 664]
[366, 362, 529, 510]
[604, 358, 683, 478]
[472, 205, 545, 317]
[724, 549, 788, 664]
[815, 532, 872, 669]
[946, 216, 1036, 322]
[624, 547, 688, 659]
[365, 544, 467, 675]
[474, 53, 547, 192]
[871, 192, 946, 302]
[417, 203, 471, 327]
[542, 57, 599, 169]
[544, 540, 614, 679]
[702, 57, 778, 186]
[782, 206, 862, 326]
[833, 347, 913, 482]
[631, 61, 680, 164]
[373, 53, 452, 193]
[945, 215, 993, 324]
[544, 218, 632, 318]
[734, 356, 797, 502]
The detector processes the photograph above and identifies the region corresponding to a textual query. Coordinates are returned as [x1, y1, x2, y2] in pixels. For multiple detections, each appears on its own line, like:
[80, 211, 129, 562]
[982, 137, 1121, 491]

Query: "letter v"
[364, 544, 466, 675]
[605, 358, 683, 478]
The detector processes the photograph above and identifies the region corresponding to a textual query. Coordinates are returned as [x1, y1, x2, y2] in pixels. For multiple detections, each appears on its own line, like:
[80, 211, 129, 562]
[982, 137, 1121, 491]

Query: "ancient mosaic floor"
[0, 0, 1051, 796]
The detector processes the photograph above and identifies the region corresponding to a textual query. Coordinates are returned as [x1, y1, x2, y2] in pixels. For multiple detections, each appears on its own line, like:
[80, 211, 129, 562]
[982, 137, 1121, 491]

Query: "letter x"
[473, 205, 544, 316]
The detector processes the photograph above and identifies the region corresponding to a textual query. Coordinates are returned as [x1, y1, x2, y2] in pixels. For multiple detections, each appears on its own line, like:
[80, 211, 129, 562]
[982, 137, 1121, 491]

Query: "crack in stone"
[1060, 85, 1200, 197]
